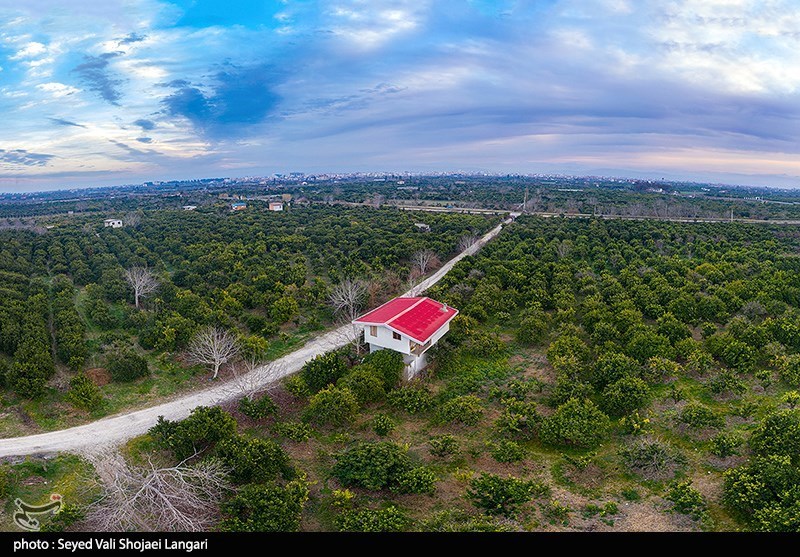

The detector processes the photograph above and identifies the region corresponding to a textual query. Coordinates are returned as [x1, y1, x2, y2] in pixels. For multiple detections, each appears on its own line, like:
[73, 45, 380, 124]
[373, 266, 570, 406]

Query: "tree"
[601, 375, 650, 417]
[220, 479, 309, 532]
[216, 435, 291, 484]
[149, 406, 237, 461]
[411, 249, 438, 277]
[302, 385, 359, 426]
[107, 349, 149, 382]
[123, 266, 159, 309]
[328, 278, 368, 323]
[301, 351, 348, 393]
[331, 441, 412, 491]
[66, 372, 103, 412]
[186, 326, 240, 379]
[84, 449, 230, 532]
[466, 473, 548, 517]
[539, 398, 611, 449]
[458, 234, 479, 253]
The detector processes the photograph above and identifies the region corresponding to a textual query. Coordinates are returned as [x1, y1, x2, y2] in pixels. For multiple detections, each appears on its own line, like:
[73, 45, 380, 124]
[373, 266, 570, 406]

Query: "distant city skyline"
[2, 1, 800, 192]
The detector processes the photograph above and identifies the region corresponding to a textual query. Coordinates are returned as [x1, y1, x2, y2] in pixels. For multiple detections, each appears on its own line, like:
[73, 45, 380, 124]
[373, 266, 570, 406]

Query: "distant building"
[182, 205, 197, 211]
[231, 202, 247, 211]
[353, 296, 458, 380]
[269, 202, 284, 212]
[103, 218, 123, 228]
[414, 222, 431, 232]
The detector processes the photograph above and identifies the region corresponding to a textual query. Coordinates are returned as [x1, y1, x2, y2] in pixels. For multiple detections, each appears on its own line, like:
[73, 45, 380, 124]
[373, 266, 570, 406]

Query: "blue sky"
[1, 0, 800, 192]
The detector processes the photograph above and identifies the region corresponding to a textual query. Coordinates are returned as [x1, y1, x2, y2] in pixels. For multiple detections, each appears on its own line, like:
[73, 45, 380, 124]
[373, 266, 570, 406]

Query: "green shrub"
[372, 414, 395, 437]
[466, 473, 549, 517]
[723, 454, 800, 531]
[436, 395, 484, 426]
[490, 439, 525, 463]
[429, 434, 459, 458]
[781, 391, 800, 409]
[331, 441, 412, 491]
[642, 356, 683, 383]
[216, 435, 291, 484]
[361, 349, 404, 390]
[779, 354, 800, 387]
[284, 375, 310, 398]
[540, 398, 610, 449]
[666, 480, 707, 520]
[592, 352, 640, 389]
[679, 403, 725, 430]
[272, 421, 313, 442]
[302, 386, 359, 427]
[337, 506, 410, 532]
[149, 406, 237, 460]
[301, 351, 348, 393]
[238, 393, 278, 420]
[386, 385, 434, 414]
[107, 349, 149, 382]
[40, 504, 84, 532]
[600, 375, 650, 417]
[221, 478, 309, 532]
[391, 467, 437, 495]
[707, 371, 747, 396]
[710, 432, 743, 458]
[338, 368, 385, 404]
[495, 399, 540, 440]
[542, 500, 571, 525]
[749, 409, 800, 462]
[65, 372, 103, 412]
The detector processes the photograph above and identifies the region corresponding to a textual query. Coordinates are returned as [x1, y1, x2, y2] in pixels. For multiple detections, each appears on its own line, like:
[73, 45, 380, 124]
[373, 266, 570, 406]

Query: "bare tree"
[123, 266, 159, 309]
[216, 357, 285, 405]
[458, 233, 479, 253]
[83, 449, 230, 532]
[123, 210, 143, 228]
[411, 249, 438, 277]
[186, 326, 241, 379]
[328, 278, 368, 323]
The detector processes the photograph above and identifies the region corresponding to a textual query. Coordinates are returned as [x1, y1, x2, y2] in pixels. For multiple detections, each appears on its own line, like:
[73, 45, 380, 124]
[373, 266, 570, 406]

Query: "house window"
[392, 331, 402, 340]
[369, 326, 377, 337]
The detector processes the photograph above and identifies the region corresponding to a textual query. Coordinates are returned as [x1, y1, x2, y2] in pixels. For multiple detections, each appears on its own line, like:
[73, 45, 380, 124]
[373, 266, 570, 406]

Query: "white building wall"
[363, 324, 410, 354]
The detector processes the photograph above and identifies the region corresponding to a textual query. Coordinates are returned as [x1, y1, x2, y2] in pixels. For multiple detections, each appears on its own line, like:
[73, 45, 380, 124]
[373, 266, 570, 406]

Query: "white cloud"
[36, 82, 80, 97]
[9, 41, 46, 59]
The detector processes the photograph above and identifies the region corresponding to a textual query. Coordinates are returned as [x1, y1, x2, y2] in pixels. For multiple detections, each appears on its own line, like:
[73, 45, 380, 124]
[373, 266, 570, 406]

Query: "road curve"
[0, 218, 509, 458]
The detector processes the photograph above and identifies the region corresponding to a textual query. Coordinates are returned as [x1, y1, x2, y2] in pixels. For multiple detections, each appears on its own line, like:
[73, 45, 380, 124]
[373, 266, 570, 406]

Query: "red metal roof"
[354, 296, 459, 343]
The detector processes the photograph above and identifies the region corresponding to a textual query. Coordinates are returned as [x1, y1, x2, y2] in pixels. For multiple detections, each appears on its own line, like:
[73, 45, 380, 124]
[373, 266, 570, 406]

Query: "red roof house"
[353, 297, 458, 379]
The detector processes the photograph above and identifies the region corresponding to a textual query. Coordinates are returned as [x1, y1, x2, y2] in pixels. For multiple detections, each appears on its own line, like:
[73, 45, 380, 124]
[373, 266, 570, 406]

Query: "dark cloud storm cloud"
[73, 52, 124, 104]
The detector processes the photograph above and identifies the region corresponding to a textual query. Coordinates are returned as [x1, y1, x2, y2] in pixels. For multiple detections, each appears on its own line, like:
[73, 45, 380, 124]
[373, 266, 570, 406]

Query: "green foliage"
[749, 409, 800, 463]
[723, 454, 800, 532]
[540, 398, 611, 449]
[666, 480, 707, 520]
[679, 403, 725, 430]
[593, 352, 640, 389]
[301, 351, 348, 393]
[428, 434, 459, 458]
[302, 385, 359, 427]
[372, 414, 395, 437]
[65, 372, 103, 412]
[495, 399, 540, 440]
[361, 349, 404, 390]
[220, 478, 309, 532]
[391, 467, 437, 495]
[466, 473, 549, 517]
[600, 375, 650, 417]
[272, 421, 313, 442]
[710, 432, 743, 458]
[779, 354, 800, 387]
[106, 349, 149, 382]
[516, 308, 549, 345]
[707, 370, 747, 397]
[284, 375, 311, 398]
[542, 500, 572, 525]
[338, 368, 386, 404]
[216, 435, 291, 484]
[331, 441, 412, 491]
[490, 439, 525, 463]
[436, 394, 484, 426]
[40, 504, 84, 532]
[386, 384, 434, 414]
[149, 406, 237, 460]
[337, 506, 410, 532]
[238, 392, 278, 420]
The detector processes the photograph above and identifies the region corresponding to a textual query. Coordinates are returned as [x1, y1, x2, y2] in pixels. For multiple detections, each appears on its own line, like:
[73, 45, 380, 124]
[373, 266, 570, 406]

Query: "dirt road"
[0, 218, 508, 458]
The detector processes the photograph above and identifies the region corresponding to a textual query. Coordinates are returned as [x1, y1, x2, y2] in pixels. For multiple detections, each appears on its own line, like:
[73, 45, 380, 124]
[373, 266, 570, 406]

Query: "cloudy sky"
[1, 0, 799, 192]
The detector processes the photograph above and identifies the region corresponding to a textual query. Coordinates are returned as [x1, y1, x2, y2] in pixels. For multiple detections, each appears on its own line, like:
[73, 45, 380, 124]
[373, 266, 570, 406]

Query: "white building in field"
[353, 296, 458, 380]
[103, 218, 123, 228]
[269, 201, 284, 211]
